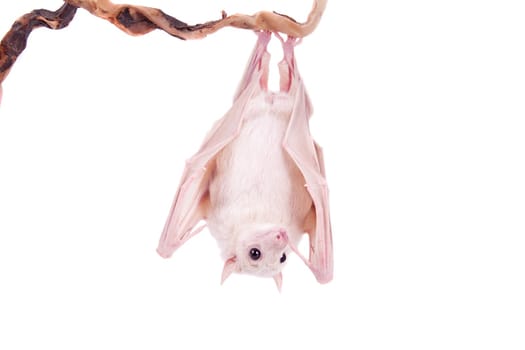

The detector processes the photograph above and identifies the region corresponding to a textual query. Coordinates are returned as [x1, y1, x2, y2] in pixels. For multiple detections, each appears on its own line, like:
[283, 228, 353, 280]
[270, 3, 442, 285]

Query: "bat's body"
[207, 90, 312, 276]
[157, 31, 333, 288]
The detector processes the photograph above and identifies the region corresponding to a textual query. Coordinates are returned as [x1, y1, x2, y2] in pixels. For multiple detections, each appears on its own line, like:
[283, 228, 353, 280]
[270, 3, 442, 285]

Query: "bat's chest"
[208, 93, 311, 229]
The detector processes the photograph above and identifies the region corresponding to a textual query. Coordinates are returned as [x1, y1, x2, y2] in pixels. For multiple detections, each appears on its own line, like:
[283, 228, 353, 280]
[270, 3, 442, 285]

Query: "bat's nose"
[276, 229, 288, 242]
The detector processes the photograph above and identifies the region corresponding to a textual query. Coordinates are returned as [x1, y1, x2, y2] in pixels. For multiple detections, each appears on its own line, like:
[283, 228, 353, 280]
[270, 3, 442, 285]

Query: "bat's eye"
[249, 248, 261, 260]
[280, 253, 287, 263]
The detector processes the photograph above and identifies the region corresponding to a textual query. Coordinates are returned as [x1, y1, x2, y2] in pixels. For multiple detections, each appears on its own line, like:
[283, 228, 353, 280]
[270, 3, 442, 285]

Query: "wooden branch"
[64, 0, 327, 39]
[0, 0, 327, 90]
[0, 3, 78, 86]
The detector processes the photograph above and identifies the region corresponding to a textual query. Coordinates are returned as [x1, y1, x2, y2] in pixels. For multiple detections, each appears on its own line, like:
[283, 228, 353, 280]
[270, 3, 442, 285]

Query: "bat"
[156, 31, 333, 290]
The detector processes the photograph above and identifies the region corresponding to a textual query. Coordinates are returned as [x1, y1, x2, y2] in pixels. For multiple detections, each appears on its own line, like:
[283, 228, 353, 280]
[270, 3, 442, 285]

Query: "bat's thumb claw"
[156, 246, 174, 258]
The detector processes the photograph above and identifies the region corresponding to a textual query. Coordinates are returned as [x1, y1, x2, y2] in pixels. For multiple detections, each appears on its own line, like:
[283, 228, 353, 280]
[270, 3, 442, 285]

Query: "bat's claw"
[156, 246, 173, 258]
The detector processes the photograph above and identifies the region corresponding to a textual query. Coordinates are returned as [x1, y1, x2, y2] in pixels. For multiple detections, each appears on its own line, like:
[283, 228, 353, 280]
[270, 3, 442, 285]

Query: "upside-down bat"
[156, 31, 333, 289]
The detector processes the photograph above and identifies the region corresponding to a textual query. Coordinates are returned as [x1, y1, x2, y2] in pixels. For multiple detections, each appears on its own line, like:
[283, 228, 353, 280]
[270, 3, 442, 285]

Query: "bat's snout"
[270, 228, 289, 252]
[275, 229, 288, 242]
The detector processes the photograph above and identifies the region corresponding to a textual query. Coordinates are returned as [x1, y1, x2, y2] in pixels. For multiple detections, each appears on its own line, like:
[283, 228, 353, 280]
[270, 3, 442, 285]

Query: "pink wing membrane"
[279, 36, 334, 283]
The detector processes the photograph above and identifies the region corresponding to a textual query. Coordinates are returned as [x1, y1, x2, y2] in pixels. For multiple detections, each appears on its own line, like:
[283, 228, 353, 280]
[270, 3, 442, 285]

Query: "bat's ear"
[221, 256, 237, 285]
[273, 272, 283, 292]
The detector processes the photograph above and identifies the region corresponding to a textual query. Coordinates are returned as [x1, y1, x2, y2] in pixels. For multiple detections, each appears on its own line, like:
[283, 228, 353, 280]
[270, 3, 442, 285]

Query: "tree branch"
[0, 3, 78, 85]
[0, 0, 327, 89]
[64, 0, 327, 39]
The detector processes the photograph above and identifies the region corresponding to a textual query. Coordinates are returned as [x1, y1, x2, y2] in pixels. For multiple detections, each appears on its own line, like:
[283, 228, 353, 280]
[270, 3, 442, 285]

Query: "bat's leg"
[233, 31, 271, 100]
[275, 33, 300, 92]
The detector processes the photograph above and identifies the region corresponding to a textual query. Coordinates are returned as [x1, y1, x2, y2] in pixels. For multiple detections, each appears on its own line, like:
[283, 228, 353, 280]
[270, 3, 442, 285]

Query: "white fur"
[207, 91, 312, 275]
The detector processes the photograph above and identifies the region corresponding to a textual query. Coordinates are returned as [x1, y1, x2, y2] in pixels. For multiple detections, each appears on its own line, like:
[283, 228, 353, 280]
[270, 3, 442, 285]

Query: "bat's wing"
[280, 36, 334, 283]
[157, 32, 271, 258]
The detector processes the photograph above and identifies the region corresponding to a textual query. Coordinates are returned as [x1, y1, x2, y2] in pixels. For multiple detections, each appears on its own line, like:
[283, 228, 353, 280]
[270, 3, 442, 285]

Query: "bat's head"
[222, 225, 290, 290]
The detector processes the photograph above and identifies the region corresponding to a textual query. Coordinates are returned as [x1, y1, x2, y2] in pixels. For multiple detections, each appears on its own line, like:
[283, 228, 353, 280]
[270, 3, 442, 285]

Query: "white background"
[1, 1, 524, 349]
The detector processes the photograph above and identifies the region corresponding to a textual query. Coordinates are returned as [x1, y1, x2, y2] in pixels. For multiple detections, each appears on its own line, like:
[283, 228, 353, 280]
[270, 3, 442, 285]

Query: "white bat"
[157, 31, 333, 290]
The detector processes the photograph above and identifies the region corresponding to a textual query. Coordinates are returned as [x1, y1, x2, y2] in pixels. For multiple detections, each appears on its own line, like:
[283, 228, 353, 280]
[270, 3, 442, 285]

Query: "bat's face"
[235, 226, 289, 278]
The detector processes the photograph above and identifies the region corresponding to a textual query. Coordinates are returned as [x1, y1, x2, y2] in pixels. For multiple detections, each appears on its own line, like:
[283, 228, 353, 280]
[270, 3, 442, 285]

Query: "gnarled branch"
[0, 3, 78, 95]
[0, 0, 327, 90]
[65, 0, 327, 39]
